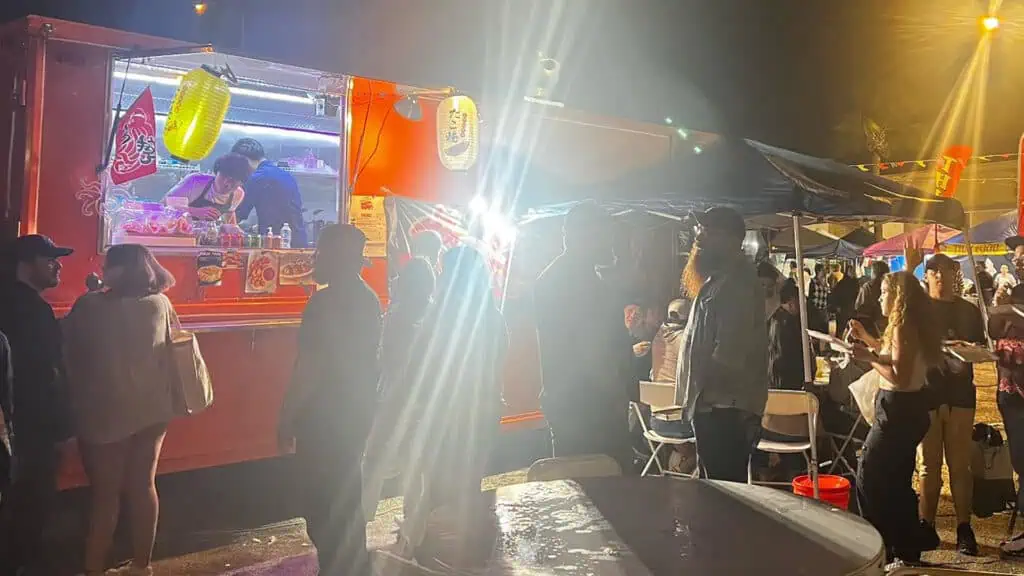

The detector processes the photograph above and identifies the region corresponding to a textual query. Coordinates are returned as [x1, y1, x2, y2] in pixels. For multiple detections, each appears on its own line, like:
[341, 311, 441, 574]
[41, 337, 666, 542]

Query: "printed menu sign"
[245, 251, 279, 295]
[349, 195, 387, 258]
[279, 252, 316, 286]
[196, 251, 224, 287]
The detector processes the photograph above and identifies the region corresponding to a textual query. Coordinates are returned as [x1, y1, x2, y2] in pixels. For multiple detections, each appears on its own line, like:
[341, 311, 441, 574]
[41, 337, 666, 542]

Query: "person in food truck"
[0, 234, 73, 576]
[678, 207, 768, 482]
[163, 152, 251, 224]
[230, 138, 307, 247]
[534, 202, 636, 472]
[278, 223, 380, 576]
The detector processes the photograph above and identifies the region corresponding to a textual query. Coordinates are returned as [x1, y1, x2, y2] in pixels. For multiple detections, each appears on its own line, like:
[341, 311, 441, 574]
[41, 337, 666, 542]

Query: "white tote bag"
[848, 369, 881, 425]
[169, 329, 214, 416]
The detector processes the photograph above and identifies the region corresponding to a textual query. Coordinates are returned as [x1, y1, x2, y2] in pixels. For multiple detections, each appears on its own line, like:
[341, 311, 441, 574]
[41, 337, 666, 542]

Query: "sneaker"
[957, 522, 979, 556]
[918, 519, 940, 551]
[1001, 532, 1024, 557]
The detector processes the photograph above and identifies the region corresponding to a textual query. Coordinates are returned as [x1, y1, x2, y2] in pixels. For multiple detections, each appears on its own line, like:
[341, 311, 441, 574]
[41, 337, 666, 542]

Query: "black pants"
[692, 408, 762, 482]
[0, 441, 59, 576]
[998, 391, 1024, 509]
[294, 433, 370, 576]
[856, 389, 930, 563]
[545, 404, 634, 474]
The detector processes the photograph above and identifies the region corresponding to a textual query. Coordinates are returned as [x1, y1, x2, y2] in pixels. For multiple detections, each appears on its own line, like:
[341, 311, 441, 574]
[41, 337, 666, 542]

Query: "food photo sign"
[245, 251, 280, 295]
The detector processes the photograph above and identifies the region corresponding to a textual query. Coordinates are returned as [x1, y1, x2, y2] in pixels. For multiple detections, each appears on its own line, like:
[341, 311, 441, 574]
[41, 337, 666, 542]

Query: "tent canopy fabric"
[862, 224, 960, 257]
[802, 239, 864, 259]
[946, 211, 1017, 245]
[840, 228, 877, 248]
[517, 136, 966, 228]
[768, 227, 833, 252]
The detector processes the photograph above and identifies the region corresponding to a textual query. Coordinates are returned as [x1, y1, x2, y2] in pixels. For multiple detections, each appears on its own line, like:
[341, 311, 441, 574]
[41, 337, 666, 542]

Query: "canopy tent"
[802, 239, 864, 259]
[862, 224, 960, 258]
[942, 211, 1016, 256]
[767, 227, 833, 252]
[516, 136, 966, 229]
[515, 135, 966, 392]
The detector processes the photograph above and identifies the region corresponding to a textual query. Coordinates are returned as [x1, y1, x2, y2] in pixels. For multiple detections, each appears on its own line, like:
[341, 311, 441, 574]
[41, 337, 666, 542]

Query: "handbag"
[167, 315, 214, 416]
[848, 369, 882, 425]
[971, 423, 1016, 517]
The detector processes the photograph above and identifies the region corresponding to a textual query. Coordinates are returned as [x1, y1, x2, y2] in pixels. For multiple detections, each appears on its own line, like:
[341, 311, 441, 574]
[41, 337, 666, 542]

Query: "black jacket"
[0, 281, 68, 445]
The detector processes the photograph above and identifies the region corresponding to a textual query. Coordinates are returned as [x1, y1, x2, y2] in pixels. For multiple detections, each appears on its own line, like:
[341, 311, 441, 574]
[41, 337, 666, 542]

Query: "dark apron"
[188, 180, 236, 218]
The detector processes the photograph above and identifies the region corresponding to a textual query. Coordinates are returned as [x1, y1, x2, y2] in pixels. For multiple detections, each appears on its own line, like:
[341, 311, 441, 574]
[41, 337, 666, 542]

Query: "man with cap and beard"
[535, 202, 637, 472]
[278, 224, 381, 576]
[0, 234, 73, 576]
[679, 207, 768, 482]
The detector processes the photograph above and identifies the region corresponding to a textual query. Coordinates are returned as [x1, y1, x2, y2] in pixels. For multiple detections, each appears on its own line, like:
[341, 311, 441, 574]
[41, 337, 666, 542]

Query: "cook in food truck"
[0, 16, 684, 488]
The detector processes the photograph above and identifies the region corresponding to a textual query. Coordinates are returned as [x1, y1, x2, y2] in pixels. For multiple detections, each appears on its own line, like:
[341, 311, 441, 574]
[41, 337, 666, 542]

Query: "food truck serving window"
[101, 53, 348, 252]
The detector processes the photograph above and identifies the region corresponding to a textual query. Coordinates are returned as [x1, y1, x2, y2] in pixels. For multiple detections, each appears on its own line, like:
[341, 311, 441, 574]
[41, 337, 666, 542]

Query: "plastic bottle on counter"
[265, 227, 277, 250]
[280, 223, 292, 250]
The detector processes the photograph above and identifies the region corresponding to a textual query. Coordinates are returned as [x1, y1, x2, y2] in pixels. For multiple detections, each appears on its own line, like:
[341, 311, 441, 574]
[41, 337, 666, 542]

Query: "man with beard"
[678, 207, 768, 482]
[0, 235, 73, 576]
[535, 202, 636, 472]
[278, 224, 381, 576]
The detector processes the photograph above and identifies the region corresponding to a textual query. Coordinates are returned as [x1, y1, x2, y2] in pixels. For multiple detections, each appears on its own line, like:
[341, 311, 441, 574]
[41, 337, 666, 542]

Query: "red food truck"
[0, 16, 683, 489]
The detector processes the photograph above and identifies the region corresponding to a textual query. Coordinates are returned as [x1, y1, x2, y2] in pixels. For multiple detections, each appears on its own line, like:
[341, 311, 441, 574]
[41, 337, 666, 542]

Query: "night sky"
[2, 0, 1021, 162]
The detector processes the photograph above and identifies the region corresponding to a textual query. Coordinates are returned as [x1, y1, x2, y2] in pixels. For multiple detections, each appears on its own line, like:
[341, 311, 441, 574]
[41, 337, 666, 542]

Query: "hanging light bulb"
[193, 2, 208, 15]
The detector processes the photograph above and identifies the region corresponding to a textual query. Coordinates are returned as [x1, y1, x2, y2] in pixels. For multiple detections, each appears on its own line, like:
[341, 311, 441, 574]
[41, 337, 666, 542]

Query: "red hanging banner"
[934, 144, 972, 198]
[1018, 134, 1024, 236]
[110, 87, 158, 185]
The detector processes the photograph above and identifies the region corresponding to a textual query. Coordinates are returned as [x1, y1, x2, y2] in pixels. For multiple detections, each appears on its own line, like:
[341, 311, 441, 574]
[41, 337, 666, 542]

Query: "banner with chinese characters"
[110, 87, 158, 185]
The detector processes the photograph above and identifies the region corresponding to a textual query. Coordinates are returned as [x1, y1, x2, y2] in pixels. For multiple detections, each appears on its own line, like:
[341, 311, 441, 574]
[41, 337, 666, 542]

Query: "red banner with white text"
[110, 87, 158, 185]
[934, 144, 971, 198]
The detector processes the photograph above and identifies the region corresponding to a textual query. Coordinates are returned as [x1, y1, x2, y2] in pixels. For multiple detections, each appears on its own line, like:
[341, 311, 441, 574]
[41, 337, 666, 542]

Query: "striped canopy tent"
[862, 224, 961, 258]
[941, 211, 1016, 256]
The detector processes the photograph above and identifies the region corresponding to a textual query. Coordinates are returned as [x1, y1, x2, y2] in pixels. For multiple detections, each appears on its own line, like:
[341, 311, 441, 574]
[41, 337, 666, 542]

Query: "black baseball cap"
[693, 206, 746, 242]
[1006, 236, 1024, 251]
[925, 253, 956, 272]
[14, 234, 73, 262]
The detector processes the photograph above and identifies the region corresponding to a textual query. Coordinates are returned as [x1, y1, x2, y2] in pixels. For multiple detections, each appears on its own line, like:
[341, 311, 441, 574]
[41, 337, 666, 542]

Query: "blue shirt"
[236, 161, 307, 247]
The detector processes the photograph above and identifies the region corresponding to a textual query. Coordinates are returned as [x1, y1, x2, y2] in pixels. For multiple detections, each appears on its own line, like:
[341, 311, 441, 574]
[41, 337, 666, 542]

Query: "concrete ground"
[40, 372, 1024, 575]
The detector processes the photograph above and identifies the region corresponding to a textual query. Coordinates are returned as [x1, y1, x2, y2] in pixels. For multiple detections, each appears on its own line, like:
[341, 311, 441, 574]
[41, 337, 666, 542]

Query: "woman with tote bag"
[63, 244, 180, 576]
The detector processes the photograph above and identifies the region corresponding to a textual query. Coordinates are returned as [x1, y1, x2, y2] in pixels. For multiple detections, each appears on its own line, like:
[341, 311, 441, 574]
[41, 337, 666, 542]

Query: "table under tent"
[515, 134, 966, 393]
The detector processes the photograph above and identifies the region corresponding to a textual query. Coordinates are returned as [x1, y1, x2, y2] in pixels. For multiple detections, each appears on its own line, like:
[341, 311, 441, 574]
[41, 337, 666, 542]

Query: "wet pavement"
[39, 424, 1024, 575]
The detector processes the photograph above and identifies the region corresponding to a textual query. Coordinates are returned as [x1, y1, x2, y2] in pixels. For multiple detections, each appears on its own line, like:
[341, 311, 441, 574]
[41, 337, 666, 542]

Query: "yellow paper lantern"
[436, 95, 479, 171]
[163, 66, 231, 162]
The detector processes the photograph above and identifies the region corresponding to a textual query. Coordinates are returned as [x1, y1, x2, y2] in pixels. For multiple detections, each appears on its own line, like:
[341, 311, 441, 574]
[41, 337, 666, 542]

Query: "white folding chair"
[526, 454, 622, 482]
[748, 389, 819, 498]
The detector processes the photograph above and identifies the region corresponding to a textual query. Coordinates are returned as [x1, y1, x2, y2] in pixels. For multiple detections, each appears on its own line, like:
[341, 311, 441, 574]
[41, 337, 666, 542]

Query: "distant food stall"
[0, 16, 685, 488]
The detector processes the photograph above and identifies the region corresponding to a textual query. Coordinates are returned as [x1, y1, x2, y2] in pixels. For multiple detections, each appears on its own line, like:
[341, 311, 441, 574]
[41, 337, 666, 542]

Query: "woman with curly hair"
[848, 271, 942, 567]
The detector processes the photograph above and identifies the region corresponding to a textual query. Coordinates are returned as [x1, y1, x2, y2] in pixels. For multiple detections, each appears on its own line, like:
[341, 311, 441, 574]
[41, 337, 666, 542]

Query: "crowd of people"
[6, 199, 1024, 573]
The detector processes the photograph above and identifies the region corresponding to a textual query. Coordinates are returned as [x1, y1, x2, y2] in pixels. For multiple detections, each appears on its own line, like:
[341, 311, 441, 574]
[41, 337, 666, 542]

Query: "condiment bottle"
[265, 227, 276, 249]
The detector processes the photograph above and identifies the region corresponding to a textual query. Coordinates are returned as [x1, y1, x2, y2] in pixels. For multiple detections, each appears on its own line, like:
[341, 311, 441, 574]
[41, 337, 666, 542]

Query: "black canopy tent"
[514, 136, 967, 394]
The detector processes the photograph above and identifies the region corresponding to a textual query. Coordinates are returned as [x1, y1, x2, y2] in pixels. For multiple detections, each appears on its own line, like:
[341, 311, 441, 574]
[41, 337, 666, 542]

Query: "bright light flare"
[982, 15, 1000, 31]
[193, 3, 208, 15]
[469, 196, 488, 215]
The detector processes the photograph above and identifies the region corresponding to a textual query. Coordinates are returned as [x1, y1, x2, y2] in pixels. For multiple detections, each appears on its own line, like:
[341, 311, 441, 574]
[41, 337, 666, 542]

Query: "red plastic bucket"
[792, 474, 851, 510]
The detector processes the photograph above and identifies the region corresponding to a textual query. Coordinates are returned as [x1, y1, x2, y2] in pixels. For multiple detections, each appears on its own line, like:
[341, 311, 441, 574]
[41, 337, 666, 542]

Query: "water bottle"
[280, 223, 292, 250]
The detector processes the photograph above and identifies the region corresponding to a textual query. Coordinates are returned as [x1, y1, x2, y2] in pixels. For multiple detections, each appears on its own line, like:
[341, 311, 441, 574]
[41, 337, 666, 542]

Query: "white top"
[877, 347, 928, 392]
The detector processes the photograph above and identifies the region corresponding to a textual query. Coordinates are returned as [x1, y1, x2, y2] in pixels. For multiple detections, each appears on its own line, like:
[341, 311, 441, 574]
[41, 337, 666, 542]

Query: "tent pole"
[962, 226, 992, 346]
[793, 214, 814, 385]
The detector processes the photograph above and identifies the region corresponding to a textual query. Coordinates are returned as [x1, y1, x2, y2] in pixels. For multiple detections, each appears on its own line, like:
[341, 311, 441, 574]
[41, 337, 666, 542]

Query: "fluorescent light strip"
[118, 110, 340, 144]
[114, 71, 315, 105]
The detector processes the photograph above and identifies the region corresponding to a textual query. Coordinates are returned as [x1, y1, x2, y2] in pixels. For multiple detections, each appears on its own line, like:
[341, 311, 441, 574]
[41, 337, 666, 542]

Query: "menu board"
[349, 195, 387, 258]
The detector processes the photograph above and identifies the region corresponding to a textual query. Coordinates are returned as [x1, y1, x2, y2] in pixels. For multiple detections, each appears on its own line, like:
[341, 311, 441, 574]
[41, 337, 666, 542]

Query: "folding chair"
[748, 389, 819, 498]
[526, 454, 622, 482]
[825, 410, 865, 476]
